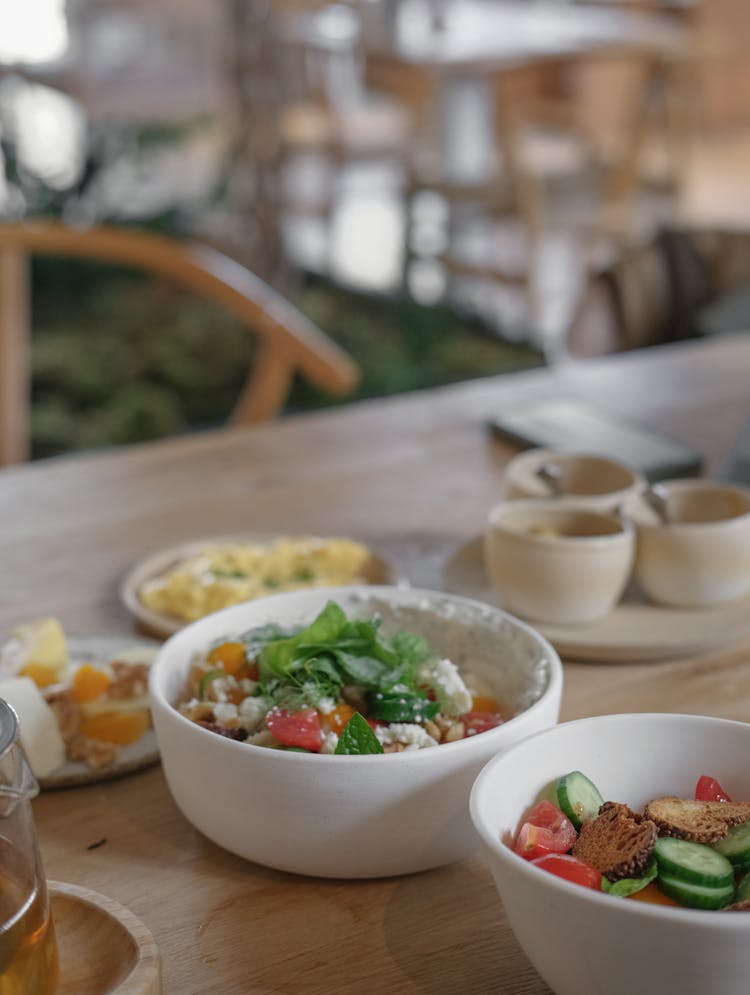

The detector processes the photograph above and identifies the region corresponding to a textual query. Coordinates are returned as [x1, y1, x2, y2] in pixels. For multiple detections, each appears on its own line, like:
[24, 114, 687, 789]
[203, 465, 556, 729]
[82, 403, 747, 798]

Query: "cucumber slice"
[657, 873, 735, 910]
[654, 837, 734, 888]
[556, 771, 604, 830]
[713, 819, 750, 870]
[735, 870, 750, 904]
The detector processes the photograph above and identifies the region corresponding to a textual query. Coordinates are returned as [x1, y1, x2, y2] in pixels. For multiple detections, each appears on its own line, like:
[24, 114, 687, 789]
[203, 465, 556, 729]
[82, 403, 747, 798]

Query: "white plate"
[119, 534, 398, 640]
[443, 536, 750, 663]
[39, 636, 160, 790]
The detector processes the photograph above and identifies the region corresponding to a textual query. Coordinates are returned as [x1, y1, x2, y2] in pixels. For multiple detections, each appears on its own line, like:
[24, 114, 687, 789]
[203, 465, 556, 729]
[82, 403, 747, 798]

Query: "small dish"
[51, 880, 161, 994]
[120, 534, 397, 639]
[484, 500, 634, 625]
[625, 479, 750, 607]
[503, 448, 645, 513]
[39, 636, 160, 790]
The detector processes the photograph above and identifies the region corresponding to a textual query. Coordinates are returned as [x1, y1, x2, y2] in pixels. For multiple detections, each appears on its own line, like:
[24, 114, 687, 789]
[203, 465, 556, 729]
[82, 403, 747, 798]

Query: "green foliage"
[29, 258, 543, 459]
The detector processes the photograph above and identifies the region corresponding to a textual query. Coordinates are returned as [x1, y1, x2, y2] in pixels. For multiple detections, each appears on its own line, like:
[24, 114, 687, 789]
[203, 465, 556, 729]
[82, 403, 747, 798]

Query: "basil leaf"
[334, 651, 389, 687]
[368, 690, 439, 723]
[259, 602, 348, 679]
[601, 858, 658, 897]
[386, 631, 431, 665]
[335, 712, 384, 755]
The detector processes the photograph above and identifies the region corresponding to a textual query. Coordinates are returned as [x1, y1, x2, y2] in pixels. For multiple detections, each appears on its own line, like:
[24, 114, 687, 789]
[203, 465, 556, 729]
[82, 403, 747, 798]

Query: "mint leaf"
[601, 857, 658, 897]
[335, 712, 384, 755]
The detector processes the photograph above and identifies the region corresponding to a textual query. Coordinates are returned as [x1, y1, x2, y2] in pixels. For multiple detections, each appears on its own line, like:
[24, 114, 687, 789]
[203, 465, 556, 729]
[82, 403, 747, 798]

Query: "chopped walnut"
[67, 735, 118, 769]
[108, 661, 149, 699]
[43, 687, 82, 742]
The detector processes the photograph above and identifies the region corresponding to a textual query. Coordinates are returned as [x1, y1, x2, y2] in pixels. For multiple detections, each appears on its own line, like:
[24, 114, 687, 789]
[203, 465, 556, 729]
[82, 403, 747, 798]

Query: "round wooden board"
[120, 534, 399, 640]
[50, 880, 161, 994]
[443, 536, 750, 662]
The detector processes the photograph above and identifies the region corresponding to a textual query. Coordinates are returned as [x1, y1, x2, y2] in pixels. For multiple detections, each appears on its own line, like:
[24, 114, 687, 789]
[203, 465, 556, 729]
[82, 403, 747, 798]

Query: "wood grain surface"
[1, 335, 749, 994]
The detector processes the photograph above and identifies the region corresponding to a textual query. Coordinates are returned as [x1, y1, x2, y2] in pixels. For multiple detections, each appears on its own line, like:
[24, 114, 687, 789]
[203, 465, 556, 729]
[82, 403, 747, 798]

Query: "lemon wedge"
[0, 618, 69, 687]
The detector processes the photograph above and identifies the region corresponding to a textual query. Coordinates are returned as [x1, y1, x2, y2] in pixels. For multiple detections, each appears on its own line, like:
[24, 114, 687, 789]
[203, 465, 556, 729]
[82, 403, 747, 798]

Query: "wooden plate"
[39, 636, 160, 791]
[442, 536, 750, 662]
[120, 534, 398, 640]
[51, 880, 161, 994]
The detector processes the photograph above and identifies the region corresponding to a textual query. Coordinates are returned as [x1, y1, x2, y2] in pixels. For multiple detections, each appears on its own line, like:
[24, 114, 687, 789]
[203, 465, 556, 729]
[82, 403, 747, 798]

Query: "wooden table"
[3, 334, 750, 994]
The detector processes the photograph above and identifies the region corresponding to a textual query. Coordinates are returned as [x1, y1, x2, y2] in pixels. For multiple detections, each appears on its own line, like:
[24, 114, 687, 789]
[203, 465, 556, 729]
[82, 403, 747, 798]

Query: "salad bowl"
[470, 713, 750, 995]
[149, 586, 562, 878]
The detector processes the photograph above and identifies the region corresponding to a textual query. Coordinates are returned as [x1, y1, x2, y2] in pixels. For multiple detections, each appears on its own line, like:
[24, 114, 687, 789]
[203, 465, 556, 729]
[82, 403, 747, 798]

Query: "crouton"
[572, 802, 658, 881]
[643, 798, 750, 844]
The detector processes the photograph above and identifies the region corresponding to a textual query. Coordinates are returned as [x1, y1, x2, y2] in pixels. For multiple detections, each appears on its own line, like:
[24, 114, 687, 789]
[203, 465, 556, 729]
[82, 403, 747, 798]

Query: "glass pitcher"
[0, 698, 59, 995]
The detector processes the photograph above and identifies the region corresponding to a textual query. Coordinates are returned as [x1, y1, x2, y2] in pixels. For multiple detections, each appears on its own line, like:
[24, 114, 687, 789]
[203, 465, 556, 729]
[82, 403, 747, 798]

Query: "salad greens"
[252, 601, 437, 725]
[335, 712, 384, 755]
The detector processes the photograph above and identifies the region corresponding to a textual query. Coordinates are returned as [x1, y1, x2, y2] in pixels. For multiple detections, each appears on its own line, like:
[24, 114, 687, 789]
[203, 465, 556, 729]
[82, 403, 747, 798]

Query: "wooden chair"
[0, 222, 360, 466]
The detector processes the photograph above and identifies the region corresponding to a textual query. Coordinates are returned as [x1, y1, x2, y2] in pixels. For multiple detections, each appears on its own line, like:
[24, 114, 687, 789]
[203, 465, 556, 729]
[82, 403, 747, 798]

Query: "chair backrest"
[0, 222, 359, 466]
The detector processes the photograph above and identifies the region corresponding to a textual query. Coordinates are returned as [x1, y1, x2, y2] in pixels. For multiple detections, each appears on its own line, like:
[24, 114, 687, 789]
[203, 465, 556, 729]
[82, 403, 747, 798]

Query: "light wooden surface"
[51, 880, 161, 994]
[1, 334, 749, 994]
[0, 222, 359, 467]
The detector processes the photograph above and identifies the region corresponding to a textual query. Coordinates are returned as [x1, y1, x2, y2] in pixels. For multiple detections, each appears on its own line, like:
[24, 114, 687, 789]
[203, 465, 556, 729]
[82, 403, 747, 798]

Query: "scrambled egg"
[138, 537, 377, 622]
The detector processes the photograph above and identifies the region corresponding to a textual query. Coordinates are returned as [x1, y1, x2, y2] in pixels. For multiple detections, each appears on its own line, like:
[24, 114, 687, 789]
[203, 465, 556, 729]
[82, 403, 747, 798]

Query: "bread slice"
[643, 797, 750, 844]
[572, 802, 657, 881]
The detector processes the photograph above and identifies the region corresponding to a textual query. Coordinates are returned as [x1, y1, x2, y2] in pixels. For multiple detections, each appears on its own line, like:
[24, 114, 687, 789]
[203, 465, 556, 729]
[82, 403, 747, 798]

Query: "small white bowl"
[149, 586, 563, 878]
[503, 449, 645, 513]
[470, 713, 750, 995]
[484, 500, 635, 625]
[625, 479, 750, 607]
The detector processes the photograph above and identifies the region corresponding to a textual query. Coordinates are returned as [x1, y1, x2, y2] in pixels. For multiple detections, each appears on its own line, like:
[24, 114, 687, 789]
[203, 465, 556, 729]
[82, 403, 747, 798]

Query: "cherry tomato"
[514, 800, 577, 860]
[266, 707, 322, 751]
[531, 853, 602, 890]
[695, 775, 732, 803]
[461, 711, 504, 737]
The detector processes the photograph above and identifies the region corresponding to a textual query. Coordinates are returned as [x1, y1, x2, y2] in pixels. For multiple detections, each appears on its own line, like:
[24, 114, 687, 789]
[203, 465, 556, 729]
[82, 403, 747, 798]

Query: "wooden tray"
[51, 880, 161, 994]
[120, 533, 398, 639]
[443, 536, 750, 662]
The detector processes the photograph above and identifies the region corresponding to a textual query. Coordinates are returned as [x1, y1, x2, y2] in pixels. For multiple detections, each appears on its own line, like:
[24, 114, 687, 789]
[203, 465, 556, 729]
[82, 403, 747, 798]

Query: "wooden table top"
[3, 334, 750, 994]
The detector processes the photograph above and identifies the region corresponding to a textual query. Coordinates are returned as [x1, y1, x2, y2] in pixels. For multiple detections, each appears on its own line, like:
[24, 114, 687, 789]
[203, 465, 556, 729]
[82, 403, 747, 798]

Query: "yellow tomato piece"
[72, 664, 111, 702]
[207, 641, 247, 676]
[627, 882, 681, 907]
[79, 710, 150, 745]
[19, 662, 61, 689]
[322, 703, 356, 735]
[471, 695, 500, 713]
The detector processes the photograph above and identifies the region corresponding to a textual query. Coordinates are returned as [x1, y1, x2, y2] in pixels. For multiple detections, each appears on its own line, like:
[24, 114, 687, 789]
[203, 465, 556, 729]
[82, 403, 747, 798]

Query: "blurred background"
[1, 0, 749, 460]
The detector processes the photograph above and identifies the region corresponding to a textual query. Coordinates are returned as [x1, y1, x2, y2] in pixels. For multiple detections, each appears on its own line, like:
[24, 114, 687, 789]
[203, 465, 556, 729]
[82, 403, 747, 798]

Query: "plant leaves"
[601, 858, 658, 897]
[335, 712, 384, 755]
[368, 690, 440, 723]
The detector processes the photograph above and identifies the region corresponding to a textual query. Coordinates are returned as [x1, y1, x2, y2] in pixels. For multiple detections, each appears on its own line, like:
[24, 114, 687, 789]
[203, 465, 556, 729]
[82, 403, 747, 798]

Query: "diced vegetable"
[653, 837, 734, 888]
[207, 641, 247, 676]
[713, 819, 750, 871]
[657, 874, 735, 910]
[695, 775, 732, 803]
[461, 711, 504, 737]
[530, 853, 602, 890]
[265, 707, 323, 752]
[514, 800, 577, 860]
[556, 771, 605, 830]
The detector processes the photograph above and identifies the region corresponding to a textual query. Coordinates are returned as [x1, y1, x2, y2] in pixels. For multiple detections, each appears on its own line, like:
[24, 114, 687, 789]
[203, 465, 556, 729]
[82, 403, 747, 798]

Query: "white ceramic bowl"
[470, 713, 750, 995]
[149, 586, 562, 878]
[484, 500, 635, 625]
[625, 479, 750, 607]
[503, 449, 645, 512]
